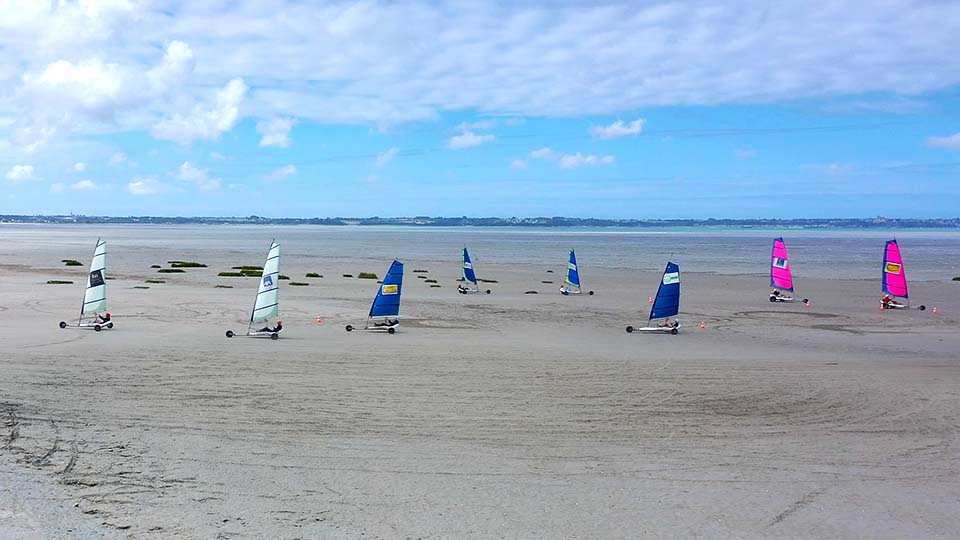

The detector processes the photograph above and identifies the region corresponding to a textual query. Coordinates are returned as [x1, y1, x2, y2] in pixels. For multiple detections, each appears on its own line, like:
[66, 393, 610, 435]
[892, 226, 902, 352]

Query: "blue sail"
[649, 262, 680, 321]
[369, 260, 403, 318]
[462, 247, 478, 285]
[565, 249, 581, 288]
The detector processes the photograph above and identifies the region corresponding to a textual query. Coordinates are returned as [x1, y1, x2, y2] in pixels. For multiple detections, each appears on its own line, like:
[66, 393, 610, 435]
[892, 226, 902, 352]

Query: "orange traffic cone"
[315, 315, 323, 324]
[648, 296, 653, 304]
[932, 307, 938, 314]
[699, 321, 705, 329]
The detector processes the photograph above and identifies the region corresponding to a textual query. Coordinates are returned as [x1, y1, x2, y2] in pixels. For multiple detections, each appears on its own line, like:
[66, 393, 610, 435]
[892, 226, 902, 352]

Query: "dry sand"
[2, 232, 959, 539]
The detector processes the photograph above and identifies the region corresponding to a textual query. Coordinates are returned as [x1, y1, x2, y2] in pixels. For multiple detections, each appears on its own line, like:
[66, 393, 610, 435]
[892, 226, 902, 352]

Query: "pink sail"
[882, 239, 908, 298]
[770, 237, 794, 291]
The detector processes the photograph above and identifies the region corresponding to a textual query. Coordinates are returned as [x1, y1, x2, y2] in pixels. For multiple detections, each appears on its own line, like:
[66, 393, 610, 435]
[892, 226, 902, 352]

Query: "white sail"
[81, 239, 107, 317]
[250, 241, 280, 324]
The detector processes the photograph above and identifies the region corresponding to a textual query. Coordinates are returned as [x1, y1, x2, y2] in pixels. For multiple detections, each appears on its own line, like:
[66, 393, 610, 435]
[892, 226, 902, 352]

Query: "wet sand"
[2, 231, 959, 539]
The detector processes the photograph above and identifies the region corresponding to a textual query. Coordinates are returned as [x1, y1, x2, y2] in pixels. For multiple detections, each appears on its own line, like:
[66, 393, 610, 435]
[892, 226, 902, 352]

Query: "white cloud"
[127, 176, 165, 195]
[109, 152, 126, 165]
[927, 133, 960, 150]
[528, 147, 614, 169]
[265, 164, 297, 181]
[806, 163, 856, 176]
[177, 161, 221, 190]
[558, 152, 615, 169]
[5, 164, 34, 182]
[71, 179, 107, 191]
[510, 159, 528, 169]
[74, 161, 87, 172]
[457, 120, 497, 131]
[590, 119, 645, 139]
[735, 149, 756, 159]
[375, 147, 399, 167]
[530, 147, 556, 160]
[210, 152, 226, 160]
[257, 116, 298, 148]
[152, 78, 247, 145]
[50, 182, 65, 193]
[448, 130, 495, 150]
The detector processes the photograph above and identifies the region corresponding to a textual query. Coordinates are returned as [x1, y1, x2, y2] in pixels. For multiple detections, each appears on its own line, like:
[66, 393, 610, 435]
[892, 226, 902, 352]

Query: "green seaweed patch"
[546, 270, 554, 273]
[157, 268, 186, 273]
[169, 261, 207, 268]
[478, 278, 498, 283]
[218, 271, 245, 277]
[524, 290, 538, 294]
[47, 280, 74, 284]
[134, 286, 150, 289]
[541, 280, 554, 284]
[425, 279, 438, 283]
[289, 281, 310, 286]
[214, 284, 233, 288]
[232, 265, 263, 271]
[430, 284, 442, 288]
[417, 275, 427, 279]
[105, 276, 115, 280]
[62, 259, 82, 266]
[150, 264, 161, 269]
[342, 273, 353, 278]
[145, 279, 165, 283]
[305, 272, 322, 278]
[954, 276, 960, 281]
[412, 269, 429, 273]
[279, 275, 290, 280]
[357, 272, 378, 279]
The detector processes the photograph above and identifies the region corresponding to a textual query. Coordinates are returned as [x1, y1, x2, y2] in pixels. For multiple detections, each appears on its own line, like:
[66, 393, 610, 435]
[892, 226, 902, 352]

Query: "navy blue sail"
[369, 260, 403, 318]
[462, 247, 478, 285]
[649, 262, 680, 321]
[565, 249, 581, 288]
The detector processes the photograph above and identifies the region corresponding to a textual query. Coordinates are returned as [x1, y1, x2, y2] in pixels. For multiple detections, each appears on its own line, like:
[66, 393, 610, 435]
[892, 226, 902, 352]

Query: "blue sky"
[2, 0, 959, 219]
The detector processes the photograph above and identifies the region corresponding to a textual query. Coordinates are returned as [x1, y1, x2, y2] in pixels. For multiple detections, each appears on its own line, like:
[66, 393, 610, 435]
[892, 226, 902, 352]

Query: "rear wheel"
[588, 290, 594, 296]
[803, 298, 809, 305]
[94, 325, 101, 332]
[671, 328, 678, 335]
[485, 289, 491, 294]
[59, 321, 67, 329]
[106, 322, 114, 329]
[769, 296, 777, 302]
[625, 326, 634, 333]
[387, 327, 396, 334]
[919, 305, 926, 311]
[345, 325, 353, 332]
[270, 332, 279, 340]
[225, 330, 234, 338]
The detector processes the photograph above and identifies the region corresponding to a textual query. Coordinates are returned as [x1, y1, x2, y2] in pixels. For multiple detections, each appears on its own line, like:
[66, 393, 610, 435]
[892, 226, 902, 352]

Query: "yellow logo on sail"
[885, 262, 902, 274]
[381, 284, 398, 295]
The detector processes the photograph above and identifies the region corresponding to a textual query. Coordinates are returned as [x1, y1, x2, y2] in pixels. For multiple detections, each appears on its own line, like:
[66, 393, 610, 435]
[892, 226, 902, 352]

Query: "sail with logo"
[626, 261, 681, 335]
[60, 238, 114, 331]
[458, 247, 491, 294]
[559, 249, 594, 296]
[880, 240, 924, 310]
[769, 238, 809, 305]
[226, 240, 283, 339]
[346, 259, 404, 334]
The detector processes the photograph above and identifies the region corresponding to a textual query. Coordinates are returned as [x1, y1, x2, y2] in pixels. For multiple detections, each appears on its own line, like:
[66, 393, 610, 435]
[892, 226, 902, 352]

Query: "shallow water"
[2, 223, 958, 281]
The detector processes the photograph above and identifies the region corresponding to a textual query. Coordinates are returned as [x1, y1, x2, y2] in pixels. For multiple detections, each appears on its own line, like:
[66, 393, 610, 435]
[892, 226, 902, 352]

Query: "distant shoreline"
[2, 215, 959, 229]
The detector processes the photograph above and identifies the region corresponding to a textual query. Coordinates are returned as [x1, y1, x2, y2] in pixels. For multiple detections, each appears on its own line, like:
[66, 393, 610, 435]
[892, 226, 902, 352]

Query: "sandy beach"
[2, 227, 959, 539]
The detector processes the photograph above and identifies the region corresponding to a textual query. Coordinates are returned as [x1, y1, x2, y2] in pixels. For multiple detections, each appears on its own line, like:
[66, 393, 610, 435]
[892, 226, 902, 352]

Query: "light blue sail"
[369, 260, 404, 318]
[649, 262, 680, 321]
[462, 247, 478, 285]
[565, 249, 581, 288]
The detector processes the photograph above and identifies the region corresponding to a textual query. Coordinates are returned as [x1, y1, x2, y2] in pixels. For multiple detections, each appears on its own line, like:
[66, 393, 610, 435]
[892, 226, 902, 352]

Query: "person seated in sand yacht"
[95, 312, 111, 323]
[770, 288, 781, 298]
[374, 318, 399, 327]
[257, 320, 282, 333]
[881, 295, 895, 308]
[658, 318, 679, 328]
[457, 283, 469, 293]
[560, 285, 569, 295]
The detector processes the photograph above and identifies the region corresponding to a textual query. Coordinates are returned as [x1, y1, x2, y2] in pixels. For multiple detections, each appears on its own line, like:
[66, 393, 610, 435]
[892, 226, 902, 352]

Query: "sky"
[2, 0, 960, 219]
